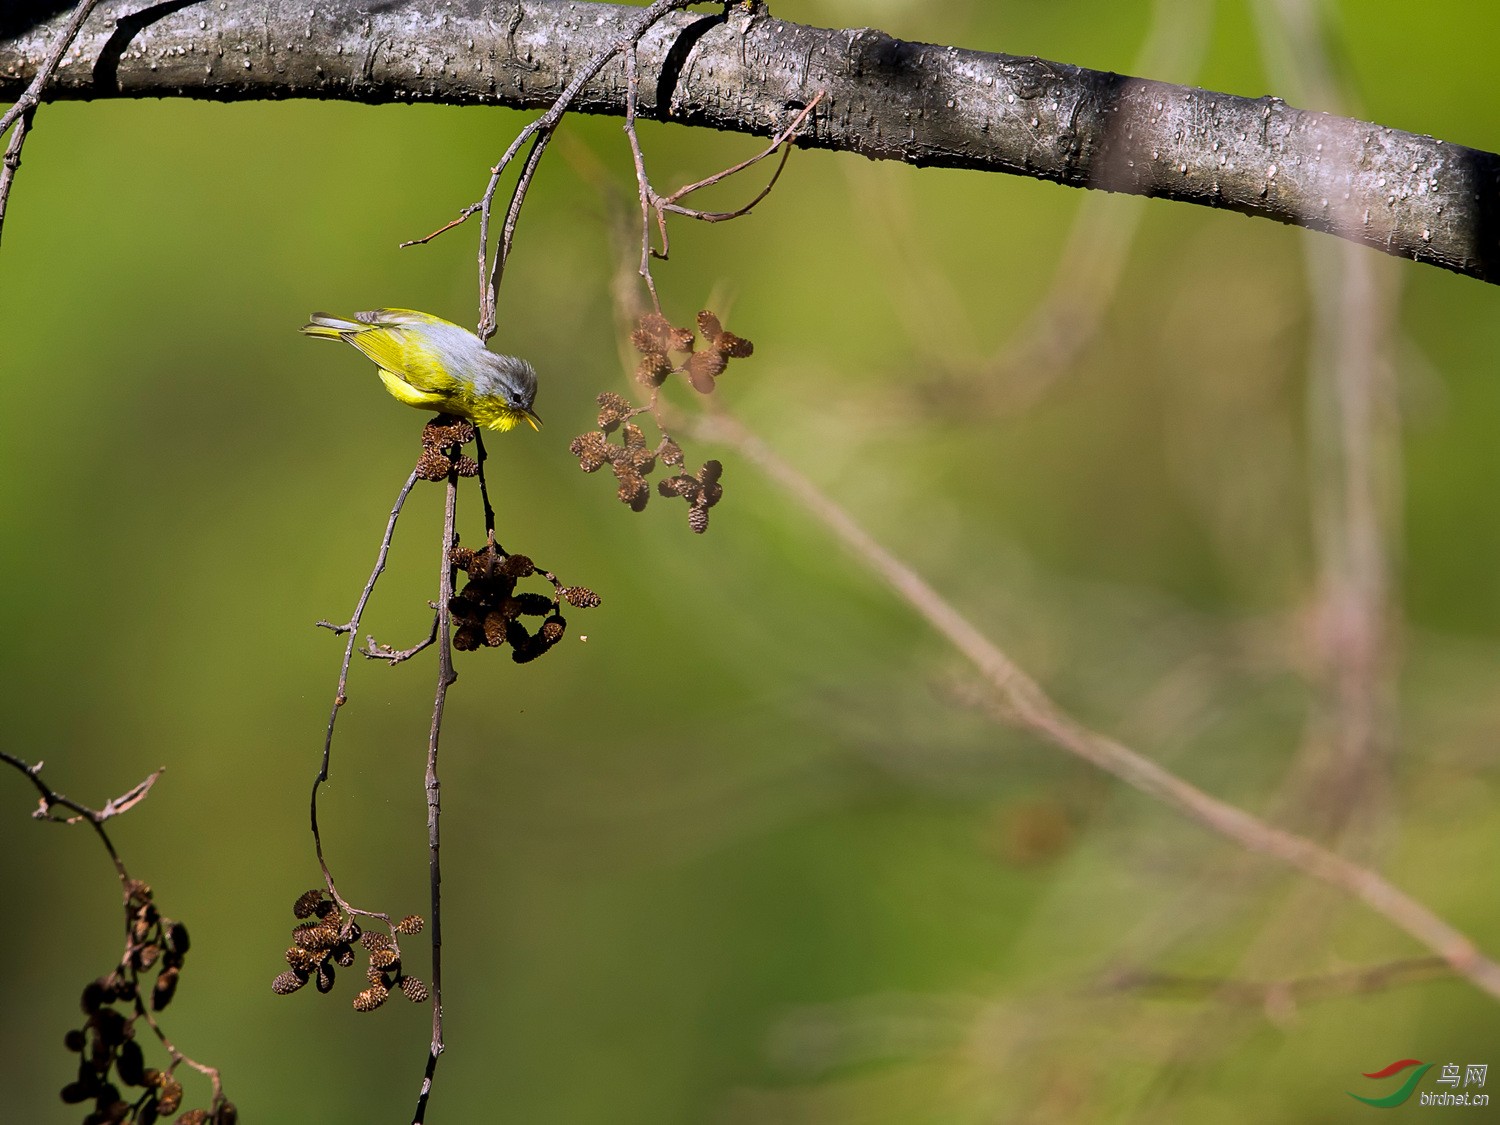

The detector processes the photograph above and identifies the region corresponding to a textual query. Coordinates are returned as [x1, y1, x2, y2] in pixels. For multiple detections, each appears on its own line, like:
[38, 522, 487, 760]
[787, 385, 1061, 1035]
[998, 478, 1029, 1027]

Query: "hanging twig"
[483, 130, 553, 334]
[622, 40, 821, 305]
[297, 414, 594, 1117]
[411, 463, 459, 1125]
[472, 430, 500, 546]
[398, 0, 702, 338]
[310, 468, 420, 923]
[0, 104, 34, 247]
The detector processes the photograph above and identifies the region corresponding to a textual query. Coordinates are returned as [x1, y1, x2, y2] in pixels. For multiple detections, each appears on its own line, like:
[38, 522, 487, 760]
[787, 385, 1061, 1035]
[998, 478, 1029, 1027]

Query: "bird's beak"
[523, 408, 542, 432]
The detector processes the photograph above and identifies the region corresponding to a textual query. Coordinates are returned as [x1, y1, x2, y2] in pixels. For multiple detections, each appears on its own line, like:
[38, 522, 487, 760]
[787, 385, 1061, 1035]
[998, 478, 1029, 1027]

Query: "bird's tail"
[300, 312, 362, 341]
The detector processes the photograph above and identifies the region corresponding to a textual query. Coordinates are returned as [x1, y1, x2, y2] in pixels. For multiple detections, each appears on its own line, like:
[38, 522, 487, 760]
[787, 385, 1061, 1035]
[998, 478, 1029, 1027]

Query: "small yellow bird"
[301, 308, 541, 432]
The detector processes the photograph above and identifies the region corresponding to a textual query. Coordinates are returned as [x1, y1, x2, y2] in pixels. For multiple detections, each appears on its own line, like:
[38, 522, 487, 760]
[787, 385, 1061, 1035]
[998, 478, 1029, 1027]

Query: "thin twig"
[691, 409, 1500, 1001]
[0, 0, 96, 134]
[361, 613, 440, 665]
[485, 129, 552, 332]
[0, 105, 33, 248]
[622, 43, 662, 310]
[0, 750, 154, 883]
[622, 67, 822, 301]
[658, 93, 821, 216]
[401, 212, 468, 248]
[411, 463, 459, 1125]
[137, 1004, 226, 1106]
[0, 0, 98, 243]
[310, 468, 420, 921]
[473, 431, 500, 546]
[473, 0, 699, 338]
[661, 142, 793, 221]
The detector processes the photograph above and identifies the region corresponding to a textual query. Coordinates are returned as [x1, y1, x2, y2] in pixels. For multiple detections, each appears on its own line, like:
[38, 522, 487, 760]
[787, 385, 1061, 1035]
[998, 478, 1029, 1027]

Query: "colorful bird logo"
[1348, 1059, 1435, 1108]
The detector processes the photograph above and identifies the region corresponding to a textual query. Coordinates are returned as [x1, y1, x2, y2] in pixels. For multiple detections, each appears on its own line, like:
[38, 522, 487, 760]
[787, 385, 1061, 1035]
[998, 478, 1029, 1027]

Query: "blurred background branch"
[692, 409, 1500, 1002]
[1101, 955, 1452, 1011]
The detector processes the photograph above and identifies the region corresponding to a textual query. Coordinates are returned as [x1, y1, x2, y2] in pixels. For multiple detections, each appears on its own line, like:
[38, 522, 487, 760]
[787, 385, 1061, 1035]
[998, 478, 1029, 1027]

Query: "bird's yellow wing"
[344, 311, 464, 396]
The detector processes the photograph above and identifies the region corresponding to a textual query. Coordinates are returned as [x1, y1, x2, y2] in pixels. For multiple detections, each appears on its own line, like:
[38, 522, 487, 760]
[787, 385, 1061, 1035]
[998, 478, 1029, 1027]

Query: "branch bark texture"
[2, 1, 1498, 283]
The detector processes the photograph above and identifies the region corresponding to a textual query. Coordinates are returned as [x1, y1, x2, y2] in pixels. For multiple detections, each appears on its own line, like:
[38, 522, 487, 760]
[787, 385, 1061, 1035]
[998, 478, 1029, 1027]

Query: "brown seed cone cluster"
[61, 881, 232, 1124]
[571, 309, 747, 531]
[569, 418, 667, 512]
[416, 415, 480, 481]
[584, 394, 657, 502]
[271, 890, 429, 1017]
[657, 459, 725, 534]
[447, 543, 597, 662]
[629, 310, 752, 395]
[571, 393, 726, 531]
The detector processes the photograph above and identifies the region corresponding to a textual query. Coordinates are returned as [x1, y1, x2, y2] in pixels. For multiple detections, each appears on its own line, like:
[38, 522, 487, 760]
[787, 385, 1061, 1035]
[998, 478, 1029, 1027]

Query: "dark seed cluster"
[448, 543, 599, 661]
[59, 881, 231, 1124]
[416, 416, 481, 481]
[271, 890, 428, 1016]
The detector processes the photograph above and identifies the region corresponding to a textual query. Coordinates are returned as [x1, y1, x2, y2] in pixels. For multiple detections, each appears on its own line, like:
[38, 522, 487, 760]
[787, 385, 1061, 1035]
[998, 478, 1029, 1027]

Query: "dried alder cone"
[400, 415, 599, 661]
[415, 416, 481, 481]
[658, 459, 723, 534]
[570, 310, 745, 534]
[629, 310, 752, 394]
[271, 889, 428, 1016]
[59, 880, 234, 1124]
[448, 543, 599, 662]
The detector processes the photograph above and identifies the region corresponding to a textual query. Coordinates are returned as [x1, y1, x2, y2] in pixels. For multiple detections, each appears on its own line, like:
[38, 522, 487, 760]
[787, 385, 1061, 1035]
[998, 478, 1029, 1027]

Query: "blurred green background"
[4, 0, 1500, 1121]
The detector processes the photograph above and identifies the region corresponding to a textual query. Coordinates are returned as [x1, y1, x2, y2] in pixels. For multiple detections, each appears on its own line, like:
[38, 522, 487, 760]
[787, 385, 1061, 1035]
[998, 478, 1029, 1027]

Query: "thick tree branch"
[1, 0, 1496, 282]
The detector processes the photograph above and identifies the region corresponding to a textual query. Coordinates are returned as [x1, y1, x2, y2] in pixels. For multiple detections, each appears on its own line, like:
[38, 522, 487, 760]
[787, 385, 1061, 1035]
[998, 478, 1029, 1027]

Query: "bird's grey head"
[479, 351, 539, 414]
